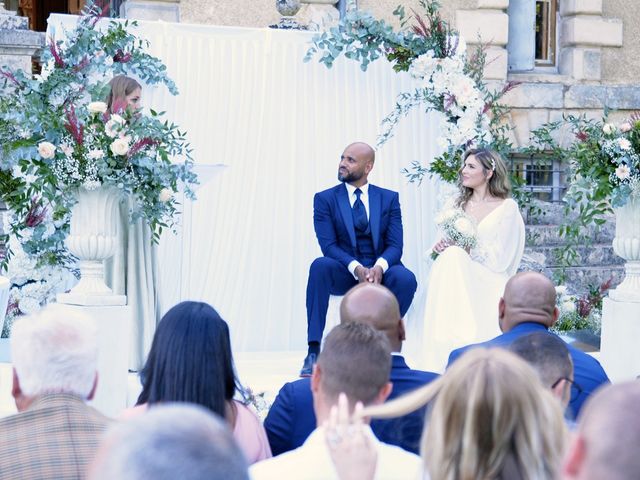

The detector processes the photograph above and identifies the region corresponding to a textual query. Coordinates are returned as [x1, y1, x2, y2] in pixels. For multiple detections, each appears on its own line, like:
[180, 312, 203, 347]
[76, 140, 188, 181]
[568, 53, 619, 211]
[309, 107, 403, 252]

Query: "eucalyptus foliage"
[305, 0, 517, 187]
[525, 114, 640, 272]
[0, 4, 196, 270]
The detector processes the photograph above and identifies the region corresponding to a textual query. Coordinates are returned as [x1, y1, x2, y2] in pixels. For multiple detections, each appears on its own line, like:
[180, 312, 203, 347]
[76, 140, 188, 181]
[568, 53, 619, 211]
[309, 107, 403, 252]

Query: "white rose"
[555, 285, 568, 295]
[60, 143, 74, 157]
[104, 57, 114, 67]
[602, 123, 615, 135]
[110, 138, 130, 156]
[37, 141, 56, 159]
[562, 300, 576, 313]
[105, 114, 126, 138]
[617, 138, 631, 150]
[454, 217, 474, 236]
[615, 164, 631, 180]
[158, 188, 173, 203]
[88, 101, 108, 114]
[619, 122, 632, 133]
[87, 149, 105, 160]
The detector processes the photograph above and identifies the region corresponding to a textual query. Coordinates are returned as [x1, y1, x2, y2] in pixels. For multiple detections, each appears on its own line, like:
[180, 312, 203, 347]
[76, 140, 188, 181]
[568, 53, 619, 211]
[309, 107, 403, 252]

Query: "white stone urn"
[609, 196, 640, 302]
[57, 186, 126, 306]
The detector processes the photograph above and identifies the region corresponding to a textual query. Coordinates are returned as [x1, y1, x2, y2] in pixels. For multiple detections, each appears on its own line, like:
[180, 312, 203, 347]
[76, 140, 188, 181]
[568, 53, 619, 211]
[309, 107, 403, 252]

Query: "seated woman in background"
[104, 74, 160, 372]
[328, 348, 567, 480]
[130, 301, 272, 464]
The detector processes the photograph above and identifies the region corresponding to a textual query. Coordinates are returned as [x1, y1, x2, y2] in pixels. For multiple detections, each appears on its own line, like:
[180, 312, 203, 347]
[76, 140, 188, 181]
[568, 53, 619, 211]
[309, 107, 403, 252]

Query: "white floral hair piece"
[489, 157, 496, 171]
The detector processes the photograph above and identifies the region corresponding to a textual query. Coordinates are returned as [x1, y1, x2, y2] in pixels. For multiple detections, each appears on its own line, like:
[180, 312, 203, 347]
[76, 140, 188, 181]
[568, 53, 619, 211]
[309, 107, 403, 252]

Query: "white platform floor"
[0, 350, 307, 418]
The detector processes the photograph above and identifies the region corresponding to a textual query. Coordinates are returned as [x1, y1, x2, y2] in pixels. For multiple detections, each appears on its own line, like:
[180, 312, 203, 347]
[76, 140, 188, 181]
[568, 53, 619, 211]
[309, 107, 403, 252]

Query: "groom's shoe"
[299, 353, 317, 378]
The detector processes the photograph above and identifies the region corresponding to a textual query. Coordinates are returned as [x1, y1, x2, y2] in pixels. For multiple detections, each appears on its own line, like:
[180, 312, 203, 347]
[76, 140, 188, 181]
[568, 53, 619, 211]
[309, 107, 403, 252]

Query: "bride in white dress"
[422, 148, 525, 372]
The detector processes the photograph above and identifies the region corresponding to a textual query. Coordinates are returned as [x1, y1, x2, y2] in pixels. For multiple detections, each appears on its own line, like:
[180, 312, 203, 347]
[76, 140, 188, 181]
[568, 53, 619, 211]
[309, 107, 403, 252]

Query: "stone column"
[0, 3, 44, 76]
[120, 0, 180, 22]
[559, 0, 622, 81]
[456, 0, 509, 81]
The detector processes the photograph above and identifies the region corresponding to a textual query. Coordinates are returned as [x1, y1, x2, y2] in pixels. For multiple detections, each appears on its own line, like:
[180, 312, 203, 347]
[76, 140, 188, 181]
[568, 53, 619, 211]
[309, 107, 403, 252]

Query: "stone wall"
[180, 0, 281, 27]
[602, 0, 640, 85]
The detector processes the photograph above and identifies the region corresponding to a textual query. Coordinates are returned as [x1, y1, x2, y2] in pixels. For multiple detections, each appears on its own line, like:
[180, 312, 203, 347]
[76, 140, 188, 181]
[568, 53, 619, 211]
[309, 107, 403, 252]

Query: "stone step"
[524, 244, 624, 268]
[518, 258, 624, 293]
[525, 223, 615, 247]
[546, 266, 624, 291]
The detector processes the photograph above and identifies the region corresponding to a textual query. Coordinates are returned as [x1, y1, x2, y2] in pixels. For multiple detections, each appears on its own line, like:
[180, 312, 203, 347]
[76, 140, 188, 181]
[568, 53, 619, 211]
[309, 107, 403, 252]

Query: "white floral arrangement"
[0, 5, 196, 335]
[430, 207, 477, 260]
[551, 283, 608, 336]
[1, 230, 76, 337]
[305, 0, 518, 185]
[407, 42, 489, 152]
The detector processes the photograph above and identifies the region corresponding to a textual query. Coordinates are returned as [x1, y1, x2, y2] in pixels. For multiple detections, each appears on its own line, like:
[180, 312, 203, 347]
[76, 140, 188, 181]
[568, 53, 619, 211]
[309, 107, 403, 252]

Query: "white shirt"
[250, 426, 423, 480]
[343, 182, 389, 278]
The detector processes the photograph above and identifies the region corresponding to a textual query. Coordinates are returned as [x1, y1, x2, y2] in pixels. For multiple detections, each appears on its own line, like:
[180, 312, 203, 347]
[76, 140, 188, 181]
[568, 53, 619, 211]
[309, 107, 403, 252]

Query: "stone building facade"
[174, 0, 639, 148]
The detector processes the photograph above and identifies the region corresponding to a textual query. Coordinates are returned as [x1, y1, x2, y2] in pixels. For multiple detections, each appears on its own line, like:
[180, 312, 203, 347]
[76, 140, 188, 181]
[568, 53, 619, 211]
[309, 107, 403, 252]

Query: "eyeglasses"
[551, 377, 583, 399]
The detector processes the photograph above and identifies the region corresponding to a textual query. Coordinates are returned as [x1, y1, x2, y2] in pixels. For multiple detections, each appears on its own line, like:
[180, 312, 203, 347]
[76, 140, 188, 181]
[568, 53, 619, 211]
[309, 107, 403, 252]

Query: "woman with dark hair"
[126, 301, 272, 464]
[421, 148, 525, 372]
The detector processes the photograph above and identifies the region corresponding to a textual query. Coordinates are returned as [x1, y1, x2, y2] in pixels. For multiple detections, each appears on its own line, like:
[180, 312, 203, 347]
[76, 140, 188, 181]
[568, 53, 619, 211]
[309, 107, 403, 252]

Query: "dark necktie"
[352, 188, 368, 232]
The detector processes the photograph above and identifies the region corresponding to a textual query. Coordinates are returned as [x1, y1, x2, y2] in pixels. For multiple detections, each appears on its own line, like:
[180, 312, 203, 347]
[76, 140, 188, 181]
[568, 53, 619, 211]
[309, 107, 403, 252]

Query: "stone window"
[511, 154, 566, 202]
[535, 0, 557, 66]
[508, 0, 558, 72]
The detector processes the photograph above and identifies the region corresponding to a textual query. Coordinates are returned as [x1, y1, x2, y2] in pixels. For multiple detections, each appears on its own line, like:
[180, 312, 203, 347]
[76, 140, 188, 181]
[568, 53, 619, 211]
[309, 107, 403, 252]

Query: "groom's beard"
[338, 169, 363, 184]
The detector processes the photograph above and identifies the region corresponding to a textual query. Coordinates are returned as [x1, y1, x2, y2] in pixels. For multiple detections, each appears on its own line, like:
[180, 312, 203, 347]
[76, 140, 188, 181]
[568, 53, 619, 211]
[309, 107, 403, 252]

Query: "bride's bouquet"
[430, 208, 478, 260]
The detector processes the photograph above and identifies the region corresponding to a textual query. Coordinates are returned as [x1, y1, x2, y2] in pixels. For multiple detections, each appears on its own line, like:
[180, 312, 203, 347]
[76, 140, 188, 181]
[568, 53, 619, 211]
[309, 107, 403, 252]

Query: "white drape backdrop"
[48, 15, 450, 365]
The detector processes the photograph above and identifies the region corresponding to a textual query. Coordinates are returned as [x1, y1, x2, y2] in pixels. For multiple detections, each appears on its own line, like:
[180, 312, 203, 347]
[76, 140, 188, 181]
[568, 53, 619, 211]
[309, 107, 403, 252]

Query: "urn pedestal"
[57, 187, 127, 306]
[609, 197, 640, 302]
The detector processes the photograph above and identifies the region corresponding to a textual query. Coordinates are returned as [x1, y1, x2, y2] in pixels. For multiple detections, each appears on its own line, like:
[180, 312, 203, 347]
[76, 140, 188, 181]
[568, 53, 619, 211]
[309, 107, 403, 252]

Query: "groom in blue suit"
[301, 142, 417, 376]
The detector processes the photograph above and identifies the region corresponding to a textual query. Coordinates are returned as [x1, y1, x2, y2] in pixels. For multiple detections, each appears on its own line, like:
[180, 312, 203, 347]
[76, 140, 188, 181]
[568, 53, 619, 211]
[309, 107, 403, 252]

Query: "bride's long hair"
[456, 148, 511, 208]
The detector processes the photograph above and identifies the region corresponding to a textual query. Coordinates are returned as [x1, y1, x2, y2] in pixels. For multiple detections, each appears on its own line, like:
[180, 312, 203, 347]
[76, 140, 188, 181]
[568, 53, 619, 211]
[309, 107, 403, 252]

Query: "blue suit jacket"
[314, 184, 403, 267]
[447, 322, 610, 418]
[264, 355, 438, 455]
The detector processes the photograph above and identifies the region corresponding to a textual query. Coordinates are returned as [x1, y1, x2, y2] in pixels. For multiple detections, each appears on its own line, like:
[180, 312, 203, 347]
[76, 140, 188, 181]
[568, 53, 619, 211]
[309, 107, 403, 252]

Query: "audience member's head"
[499, 271, 558, 332]
[312, 322, 391, 421]
[510, 331, 574, 408]
[339, 283, 404, 351]
[363, 348, 567, 480]
[137, 301, 238, 419]
[90, 403, 249, 480]
[10, 304, 98, 411]
[106, 75, 142, 113]
[563, 381, 640, 480]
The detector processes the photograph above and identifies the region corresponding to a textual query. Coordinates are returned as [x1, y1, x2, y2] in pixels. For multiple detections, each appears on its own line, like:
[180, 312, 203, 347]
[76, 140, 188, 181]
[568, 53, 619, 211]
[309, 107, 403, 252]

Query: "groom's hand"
[366, 266, 383, 284]
[355, 265, 369, 283]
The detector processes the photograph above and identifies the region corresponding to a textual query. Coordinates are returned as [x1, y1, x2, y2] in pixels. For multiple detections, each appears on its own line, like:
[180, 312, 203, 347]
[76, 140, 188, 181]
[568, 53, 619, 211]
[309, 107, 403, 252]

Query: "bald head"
[499, 272, 558, 332]
[345, 142, 375, 163]
[563, 382, 640, 480]
[340, 283, 404, 351]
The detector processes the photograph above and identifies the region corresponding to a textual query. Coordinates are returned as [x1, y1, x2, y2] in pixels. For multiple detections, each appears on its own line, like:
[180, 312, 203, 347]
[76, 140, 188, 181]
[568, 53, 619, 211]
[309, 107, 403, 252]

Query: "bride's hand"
[433, 239, 451, 254]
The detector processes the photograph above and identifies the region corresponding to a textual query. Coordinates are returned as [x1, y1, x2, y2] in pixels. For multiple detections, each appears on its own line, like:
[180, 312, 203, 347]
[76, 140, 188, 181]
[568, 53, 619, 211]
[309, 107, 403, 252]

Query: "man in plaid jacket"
[0, 305, 111, 479]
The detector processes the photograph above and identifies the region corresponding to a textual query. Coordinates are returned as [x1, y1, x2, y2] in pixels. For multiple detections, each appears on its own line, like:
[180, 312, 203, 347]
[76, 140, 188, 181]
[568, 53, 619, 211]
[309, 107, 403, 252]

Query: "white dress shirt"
[250, 426, 423, 480]
[343, 182, 389, 278]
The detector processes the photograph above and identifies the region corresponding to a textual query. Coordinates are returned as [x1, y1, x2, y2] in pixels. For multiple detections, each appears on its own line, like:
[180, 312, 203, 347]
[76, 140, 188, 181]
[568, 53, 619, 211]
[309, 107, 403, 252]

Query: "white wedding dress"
[421, 198, 525, 372]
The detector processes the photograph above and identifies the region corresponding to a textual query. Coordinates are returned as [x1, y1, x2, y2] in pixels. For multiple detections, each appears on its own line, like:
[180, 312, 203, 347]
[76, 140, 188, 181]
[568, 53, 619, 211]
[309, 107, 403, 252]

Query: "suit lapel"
[336, 185, 356, 248]
[369, 185, 381, 252]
